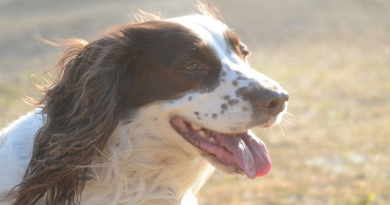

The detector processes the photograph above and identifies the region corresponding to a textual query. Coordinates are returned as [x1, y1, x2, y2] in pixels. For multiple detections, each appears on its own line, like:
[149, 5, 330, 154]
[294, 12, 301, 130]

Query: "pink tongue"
[217, 130, 272, 179]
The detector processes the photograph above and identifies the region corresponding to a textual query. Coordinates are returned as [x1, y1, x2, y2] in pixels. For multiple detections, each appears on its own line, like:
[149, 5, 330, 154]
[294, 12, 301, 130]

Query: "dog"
[0, 4, 288, 205]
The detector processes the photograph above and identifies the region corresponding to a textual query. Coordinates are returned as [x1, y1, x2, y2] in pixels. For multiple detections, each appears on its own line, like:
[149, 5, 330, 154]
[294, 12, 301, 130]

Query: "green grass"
[0, 74, 40, 128]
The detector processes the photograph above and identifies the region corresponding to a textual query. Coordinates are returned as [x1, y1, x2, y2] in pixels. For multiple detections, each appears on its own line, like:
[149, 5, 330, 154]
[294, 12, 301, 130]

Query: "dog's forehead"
[168, 15, 230, 53]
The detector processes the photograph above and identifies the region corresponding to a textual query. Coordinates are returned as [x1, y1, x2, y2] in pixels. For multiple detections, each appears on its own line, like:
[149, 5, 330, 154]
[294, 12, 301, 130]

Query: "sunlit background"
[1, 0, 389, 204]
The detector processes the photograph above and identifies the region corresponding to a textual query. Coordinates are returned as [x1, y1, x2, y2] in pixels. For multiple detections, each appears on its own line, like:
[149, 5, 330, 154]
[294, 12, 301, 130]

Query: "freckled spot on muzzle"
[227, 99, 239, 106]
[236, 76, 248, 80]
[235, 87, 251, 101]
[223, 95, 231, 100]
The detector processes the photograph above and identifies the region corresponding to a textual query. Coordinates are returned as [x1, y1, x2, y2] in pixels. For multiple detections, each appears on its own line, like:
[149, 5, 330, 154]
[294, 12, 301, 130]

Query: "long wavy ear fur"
[13, 28, 135, 205]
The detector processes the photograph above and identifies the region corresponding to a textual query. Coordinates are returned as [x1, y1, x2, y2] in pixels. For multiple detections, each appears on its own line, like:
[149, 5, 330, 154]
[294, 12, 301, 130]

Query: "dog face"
[167, 15, 288, 130]
[126, 15, 289, 179]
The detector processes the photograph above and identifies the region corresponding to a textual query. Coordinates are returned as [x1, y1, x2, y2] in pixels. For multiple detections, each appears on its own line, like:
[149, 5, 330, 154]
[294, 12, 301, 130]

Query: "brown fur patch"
[225, 30, 244, 61]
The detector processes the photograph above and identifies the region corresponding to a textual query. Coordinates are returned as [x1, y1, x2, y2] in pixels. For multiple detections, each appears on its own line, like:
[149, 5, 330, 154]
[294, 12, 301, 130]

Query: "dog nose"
[258, 90, 289, 115]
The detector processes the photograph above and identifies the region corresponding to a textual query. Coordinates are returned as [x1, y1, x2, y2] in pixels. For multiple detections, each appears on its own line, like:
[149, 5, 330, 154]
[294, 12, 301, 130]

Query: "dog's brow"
[225, 30, 240, 45]
[224, 30, 243, 60]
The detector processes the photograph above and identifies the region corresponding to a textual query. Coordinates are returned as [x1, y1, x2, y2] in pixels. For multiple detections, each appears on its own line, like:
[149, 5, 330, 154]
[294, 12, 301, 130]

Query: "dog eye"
[184, 63, 203, 71]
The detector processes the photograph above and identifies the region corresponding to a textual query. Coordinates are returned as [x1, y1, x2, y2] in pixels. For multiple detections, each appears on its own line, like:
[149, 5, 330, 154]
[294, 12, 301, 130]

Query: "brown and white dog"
[0, 4, 288, 205]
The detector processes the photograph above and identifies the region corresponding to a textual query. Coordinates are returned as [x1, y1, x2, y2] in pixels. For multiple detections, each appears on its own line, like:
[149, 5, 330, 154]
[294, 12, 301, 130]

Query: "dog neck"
[82, 105, 215, 205]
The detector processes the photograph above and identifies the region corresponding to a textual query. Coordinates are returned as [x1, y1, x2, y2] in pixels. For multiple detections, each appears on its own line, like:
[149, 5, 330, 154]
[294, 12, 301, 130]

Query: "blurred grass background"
[0, 0, 389, 204]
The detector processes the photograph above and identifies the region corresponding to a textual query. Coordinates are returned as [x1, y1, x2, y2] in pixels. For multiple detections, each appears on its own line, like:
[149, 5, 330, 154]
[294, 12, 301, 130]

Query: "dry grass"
[1, 0, 389, 204]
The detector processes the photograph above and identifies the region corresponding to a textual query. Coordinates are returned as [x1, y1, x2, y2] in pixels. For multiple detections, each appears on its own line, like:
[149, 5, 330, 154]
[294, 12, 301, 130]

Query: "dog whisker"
[286, 111, 295, 117]
[278, 123, 285, 137]
[282, 119, 295, 126]
[270, 126, 276, 138]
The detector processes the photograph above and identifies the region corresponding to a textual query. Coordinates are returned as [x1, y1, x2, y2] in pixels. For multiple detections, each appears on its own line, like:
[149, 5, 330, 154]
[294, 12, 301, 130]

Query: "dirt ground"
[1, 0, 389, 204]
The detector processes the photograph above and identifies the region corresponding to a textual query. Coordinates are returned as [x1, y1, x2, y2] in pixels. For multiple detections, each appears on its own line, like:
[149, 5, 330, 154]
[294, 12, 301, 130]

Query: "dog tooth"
[191, 123, 202, 130]
[198, 130, 207, 137]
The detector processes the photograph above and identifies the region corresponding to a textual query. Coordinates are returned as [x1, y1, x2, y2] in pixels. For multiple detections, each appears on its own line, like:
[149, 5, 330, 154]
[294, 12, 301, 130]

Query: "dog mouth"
[170, 118, 271, 179]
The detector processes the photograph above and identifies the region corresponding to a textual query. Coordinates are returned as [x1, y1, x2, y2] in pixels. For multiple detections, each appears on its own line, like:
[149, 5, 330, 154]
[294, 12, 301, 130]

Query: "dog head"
[15, 5, 288, 204]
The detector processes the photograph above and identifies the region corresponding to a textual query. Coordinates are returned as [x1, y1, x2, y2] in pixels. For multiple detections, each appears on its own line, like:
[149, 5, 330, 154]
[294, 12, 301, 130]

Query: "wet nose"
[258, 89, 289, 115]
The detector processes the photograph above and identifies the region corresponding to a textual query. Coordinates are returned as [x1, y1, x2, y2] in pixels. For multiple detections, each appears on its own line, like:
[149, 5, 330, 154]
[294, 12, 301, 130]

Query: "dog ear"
[14, 28, 135, 205]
